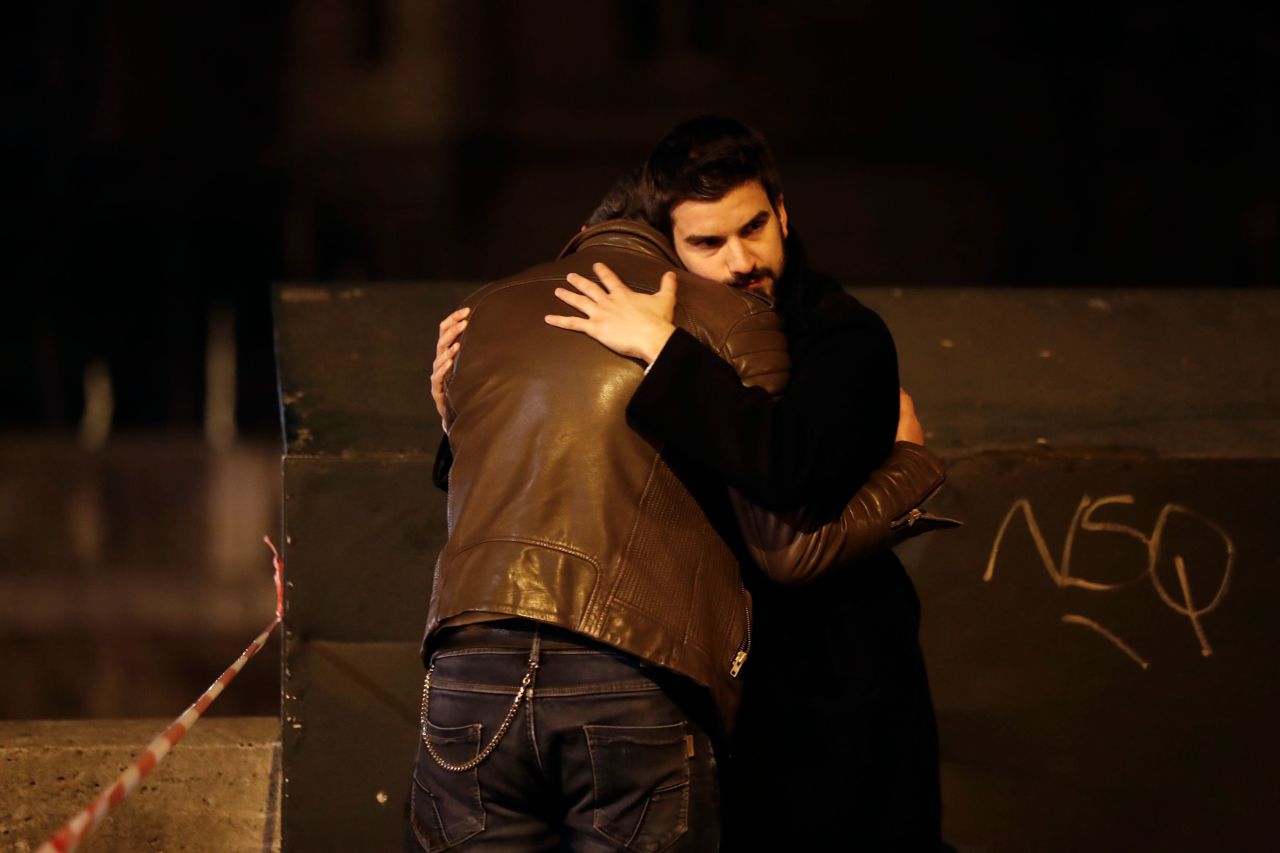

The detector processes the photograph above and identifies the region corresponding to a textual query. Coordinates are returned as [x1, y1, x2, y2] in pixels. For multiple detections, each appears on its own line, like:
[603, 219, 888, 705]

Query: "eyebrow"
[683, 209, 771, 245]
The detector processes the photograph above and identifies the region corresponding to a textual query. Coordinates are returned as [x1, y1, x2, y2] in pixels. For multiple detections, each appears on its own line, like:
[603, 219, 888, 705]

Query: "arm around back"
[731, 441, 958, 585]
[628, 289, 900, 512]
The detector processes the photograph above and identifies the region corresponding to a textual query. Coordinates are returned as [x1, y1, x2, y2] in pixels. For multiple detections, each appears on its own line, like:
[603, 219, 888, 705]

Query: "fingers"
[433, 342, 459, 373]
[656, 271, 678, 313]
[432, 307, 469, 431]
[437, 306, 469, 335]
[431, 349, 456, 401]
[544, 313, 588, 331]
[553, 287, 597, 315]
[430, 357, 452, 424]
[436, 307, 470, 357]
[564, 272, 608, 302]
[592, 263, 625, 293]
[436, 319, 467, 358]
[895, 387, 925, 445]
[658, 271, 678, 295]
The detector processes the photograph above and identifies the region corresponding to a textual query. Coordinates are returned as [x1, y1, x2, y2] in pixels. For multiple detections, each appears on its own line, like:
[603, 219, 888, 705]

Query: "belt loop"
[527, 625, 542, 697]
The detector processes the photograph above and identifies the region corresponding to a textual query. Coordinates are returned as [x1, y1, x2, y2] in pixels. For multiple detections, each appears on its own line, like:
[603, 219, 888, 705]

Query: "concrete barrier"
[1, 717, 279, 853]
[274, 283, 1280, 851]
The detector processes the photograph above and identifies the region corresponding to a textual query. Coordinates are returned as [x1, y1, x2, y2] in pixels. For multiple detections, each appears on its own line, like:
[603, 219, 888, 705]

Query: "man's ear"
[776, 194, 789, 239]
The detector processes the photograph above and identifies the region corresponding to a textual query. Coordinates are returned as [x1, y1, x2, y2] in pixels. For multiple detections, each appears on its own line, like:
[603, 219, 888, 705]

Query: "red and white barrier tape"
[36, 536, 285, 853]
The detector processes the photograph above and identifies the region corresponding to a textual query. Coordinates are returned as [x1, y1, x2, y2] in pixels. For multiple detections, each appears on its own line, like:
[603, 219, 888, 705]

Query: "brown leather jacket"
[731, 441, 955, 586]
[425, 220, 947, 732]
[425, 221, 788, 731]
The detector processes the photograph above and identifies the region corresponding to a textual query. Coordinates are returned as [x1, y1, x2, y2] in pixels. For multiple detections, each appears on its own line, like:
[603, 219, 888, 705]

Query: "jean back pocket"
[584, 721, 690, 852]
[411, 722, 486, 850]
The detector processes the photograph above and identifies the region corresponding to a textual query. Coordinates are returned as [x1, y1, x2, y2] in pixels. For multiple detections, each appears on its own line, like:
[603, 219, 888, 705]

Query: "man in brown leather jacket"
[412, 197, 946, 849]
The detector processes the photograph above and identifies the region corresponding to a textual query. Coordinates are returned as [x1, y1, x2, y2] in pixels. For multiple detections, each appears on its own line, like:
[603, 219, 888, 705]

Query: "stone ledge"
[1, 717, 279, 853]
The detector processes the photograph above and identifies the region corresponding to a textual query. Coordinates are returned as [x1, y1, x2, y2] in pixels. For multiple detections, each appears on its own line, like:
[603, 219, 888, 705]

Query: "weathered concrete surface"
[0, 717, 279, 853]
[274, 285, 1280, 459]
[862, 287, 1280, 458]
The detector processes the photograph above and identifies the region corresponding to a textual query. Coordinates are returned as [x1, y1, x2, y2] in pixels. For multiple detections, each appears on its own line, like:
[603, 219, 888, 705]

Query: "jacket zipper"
[895, 507, 925, 529]
[889, 476, 946, 530]
[730, 584, 751, 678]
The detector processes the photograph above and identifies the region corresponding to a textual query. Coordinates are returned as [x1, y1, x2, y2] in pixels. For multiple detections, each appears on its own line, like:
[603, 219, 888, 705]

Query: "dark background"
[2, 6, 1277, 847]
[3, 0, 1276, 434]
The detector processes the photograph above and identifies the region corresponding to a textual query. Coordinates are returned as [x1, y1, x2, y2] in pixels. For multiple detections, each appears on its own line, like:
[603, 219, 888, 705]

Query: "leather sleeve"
[718, 309, 931, 582]
[721, 310, 953, 583]
[720, 309, 790, 395]
[731, 442, 952, 585]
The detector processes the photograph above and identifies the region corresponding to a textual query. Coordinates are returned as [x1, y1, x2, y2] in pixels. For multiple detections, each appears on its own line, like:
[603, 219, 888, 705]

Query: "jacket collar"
[557, 219, 684, 268]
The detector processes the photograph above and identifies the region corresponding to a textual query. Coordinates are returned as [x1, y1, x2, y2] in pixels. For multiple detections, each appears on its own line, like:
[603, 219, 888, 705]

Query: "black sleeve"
[432, 433, 452, 491]
[627, 301, 900, 513]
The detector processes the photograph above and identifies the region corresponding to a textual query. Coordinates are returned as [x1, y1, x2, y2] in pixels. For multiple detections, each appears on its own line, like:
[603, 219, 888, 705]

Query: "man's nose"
[725, 239, 754, 274]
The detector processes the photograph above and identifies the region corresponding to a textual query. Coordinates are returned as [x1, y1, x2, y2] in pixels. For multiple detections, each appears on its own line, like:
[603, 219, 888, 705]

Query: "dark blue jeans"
[406, 623, 720, 852]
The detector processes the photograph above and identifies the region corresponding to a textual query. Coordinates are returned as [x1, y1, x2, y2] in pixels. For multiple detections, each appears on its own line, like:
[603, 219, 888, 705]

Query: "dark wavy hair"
[640, 116, 784, 237]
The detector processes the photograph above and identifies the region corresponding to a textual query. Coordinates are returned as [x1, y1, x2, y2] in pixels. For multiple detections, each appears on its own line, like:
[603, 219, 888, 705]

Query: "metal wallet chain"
[420, 630, 541, 772]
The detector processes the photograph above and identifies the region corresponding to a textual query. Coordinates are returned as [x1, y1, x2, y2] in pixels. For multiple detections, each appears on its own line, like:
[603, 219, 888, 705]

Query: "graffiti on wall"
[985, 494, 1234, 668]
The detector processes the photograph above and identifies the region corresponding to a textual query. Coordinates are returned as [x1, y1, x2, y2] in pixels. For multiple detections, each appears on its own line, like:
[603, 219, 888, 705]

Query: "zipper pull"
[730, 650, 748, 678]
[892, 508, 924, 529]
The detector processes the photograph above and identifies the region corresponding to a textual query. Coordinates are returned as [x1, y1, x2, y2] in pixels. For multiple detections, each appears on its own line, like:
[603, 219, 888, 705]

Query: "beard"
[730, 267, 776, 289]
[728, 256, 784, 297]
[727, 240, 786, 293]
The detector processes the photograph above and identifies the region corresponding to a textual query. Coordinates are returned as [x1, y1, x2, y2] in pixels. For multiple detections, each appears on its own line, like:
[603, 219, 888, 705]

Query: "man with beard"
[539, 117, 952, 851]
[418, 165, 950, 849]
